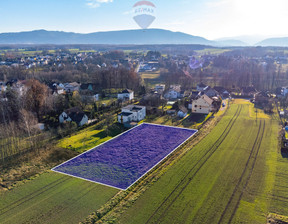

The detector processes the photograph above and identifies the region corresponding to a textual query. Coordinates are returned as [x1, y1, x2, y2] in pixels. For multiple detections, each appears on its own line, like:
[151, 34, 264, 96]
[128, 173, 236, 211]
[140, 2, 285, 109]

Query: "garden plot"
[52, 123, 197, 190]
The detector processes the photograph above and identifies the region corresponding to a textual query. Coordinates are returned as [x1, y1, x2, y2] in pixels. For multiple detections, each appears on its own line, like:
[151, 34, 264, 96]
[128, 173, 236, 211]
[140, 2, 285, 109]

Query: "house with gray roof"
[118, 105, 146, 124]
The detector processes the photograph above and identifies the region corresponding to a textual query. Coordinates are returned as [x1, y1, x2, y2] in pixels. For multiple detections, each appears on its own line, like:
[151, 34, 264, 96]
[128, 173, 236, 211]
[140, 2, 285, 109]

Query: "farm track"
[217, 120, 266, 224]
[0, 176, 71, 217]
[145, 105, 243, 224]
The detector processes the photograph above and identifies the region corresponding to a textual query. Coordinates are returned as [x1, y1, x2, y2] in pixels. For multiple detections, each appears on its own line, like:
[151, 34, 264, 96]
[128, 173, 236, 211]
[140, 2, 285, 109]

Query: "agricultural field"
[195, 48, 232, 55]
[53, 124, 197, 190]
[139, 71, 163, 87]
[140, 72, 161, 80]
[1, 100, 287, 224]
[0, 172, 118, 224]
[96, 99, 288, 224]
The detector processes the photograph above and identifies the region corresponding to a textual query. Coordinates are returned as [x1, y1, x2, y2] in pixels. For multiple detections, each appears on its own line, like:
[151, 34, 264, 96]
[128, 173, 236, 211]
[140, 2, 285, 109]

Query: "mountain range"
[0, 29, 287, 47]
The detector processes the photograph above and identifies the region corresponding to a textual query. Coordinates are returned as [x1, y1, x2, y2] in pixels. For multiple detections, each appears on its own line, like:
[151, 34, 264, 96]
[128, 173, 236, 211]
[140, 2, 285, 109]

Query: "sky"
[1, 0, 288, 40]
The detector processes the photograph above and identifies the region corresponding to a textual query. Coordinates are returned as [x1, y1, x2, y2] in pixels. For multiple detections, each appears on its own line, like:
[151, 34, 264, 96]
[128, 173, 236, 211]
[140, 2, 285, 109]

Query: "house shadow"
[182, 114, 206, 128]
[281, 148, 288, 159]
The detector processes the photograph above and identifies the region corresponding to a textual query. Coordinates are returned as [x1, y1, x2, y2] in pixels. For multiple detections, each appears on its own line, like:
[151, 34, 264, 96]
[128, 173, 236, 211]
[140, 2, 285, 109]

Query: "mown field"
[99, 99, 287, 224]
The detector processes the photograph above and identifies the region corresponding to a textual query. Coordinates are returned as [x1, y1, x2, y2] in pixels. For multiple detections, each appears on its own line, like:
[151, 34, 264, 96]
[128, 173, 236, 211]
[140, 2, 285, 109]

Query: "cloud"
[86, 0, 113, 8]
[123, 10, 134, 15]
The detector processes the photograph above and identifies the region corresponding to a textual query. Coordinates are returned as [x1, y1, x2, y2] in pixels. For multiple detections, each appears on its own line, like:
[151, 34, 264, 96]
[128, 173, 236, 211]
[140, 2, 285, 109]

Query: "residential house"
[214, 86, 230, 98]
[118, 89, 134, 101]
[50, 83, 65, 95]
[201, 86, 219, 98]
[164, 85, 182, 100]
[280, 87, 288, 97]
[59, 107, 88, 126]
[64, 82, 80, 93]
[80, 83, 100, 101]
[178, 106, 188, 118]
[0, 82, 7, 92]
[197, 83, 208, 92]
[80, 83, 95, 92]
[154, 84, 165, 94]
[118, 105, 146, 124]
[190, 94, 214, 114]
[241, 86, 257, 97]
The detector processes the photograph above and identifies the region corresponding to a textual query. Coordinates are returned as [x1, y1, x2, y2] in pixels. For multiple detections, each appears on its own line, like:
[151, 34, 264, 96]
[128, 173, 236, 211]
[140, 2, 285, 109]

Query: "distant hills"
[0, 29, 214, 45]
[0, 29, 287, 47]
[256, 37, 288, 47]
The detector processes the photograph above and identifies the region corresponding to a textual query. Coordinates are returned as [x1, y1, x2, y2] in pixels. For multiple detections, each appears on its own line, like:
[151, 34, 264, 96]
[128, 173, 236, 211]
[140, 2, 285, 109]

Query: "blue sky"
[1, 0, 288, 39]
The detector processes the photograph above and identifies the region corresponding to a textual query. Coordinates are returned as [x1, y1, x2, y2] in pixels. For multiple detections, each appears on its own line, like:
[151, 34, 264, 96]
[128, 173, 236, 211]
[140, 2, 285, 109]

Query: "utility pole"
[255, 107, 258, 124]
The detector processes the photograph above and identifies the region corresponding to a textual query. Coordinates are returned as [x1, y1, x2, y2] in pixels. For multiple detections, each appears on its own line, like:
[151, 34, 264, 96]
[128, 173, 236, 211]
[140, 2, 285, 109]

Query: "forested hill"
[0, 29, 215, 45]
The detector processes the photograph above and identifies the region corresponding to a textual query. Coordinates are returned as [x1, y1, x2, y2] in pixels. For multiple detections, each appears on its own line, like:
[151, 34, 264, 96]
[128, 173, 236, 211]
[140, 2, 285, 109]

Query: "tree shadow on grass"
[92, 123, 127, 139]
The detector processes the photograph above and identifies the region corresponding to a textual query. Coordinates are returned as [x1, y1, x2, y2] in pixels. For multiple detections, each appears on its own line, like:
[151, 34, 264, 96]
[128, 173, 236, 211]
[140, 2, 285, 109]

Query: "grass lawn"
[0, 172, 118, 224]
[140, 72, 161, 80]
[57, 122, 124, 153]
[195, 48, 232, 55]
[97, 99, 287, 224]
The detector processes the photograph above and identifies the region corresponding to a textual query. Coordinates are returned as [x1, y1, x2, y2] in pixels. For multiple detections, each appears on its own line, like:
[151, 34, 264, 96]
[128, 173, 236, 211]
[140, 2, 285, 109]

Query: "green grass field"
[195, 48, 232, 55]
[1, 100, 287, 224]
[57, 126, 112, 153]
[140, 72, 161, 80]
[0, 172, 118, 224]
[99, 99, 287, 224]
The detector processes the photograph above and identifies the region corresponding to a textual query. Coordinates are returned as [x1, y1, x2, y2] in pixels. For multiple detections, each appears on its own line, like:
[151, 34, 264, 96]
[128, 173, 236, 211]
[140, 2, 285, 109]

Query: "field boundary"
[52, 123, 197, 191]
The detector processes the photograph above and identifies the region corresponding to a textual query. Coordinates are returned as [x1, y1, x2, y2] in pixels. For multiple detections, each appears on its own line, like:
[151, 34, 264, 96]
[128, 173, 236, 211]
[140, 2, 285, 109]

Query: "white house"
[190, 94, 213, 114]
[118, 89, 134, 101]
[118, 105, 146, 124]
[93, 94, 99, 101]
[59, 107, 88, 126]
[164, 85, 181, 100]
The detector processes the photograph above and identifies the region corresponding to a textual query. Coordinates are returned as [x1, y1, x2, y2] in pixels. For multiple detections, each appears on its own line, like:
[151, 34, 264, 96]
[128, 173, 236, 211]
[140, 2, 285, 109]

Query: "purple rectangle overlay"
[52, 123, 197, 190]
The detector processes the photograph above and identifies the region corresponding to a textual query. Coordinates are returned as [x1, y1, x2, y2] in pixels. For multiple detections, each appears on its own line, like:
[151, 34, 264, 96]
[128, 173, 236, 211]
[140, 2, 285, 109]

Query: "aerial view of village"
[1, 1, 288, 224]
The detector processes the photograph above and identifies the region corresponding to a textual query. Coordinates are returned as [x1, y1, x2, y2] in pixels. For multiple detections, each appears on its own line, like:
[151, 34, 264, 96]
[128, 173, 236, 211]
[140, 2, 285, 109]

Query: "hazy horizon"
[1, 0, 288, 40]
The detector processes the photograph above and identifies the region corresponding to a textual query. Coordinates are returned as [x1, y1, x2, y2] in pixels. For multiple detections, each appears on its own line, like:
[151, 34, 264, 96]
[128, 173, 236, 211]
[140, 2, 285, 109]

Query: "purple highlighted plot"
[52, 123, 197, 190]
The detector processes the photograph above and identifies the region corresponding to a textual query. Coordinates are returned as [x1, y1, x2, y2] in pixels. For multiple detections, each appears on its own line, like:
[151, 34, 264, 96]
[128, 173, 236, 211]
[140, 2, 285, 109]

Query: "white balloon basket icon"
[133, 1, 156, 29]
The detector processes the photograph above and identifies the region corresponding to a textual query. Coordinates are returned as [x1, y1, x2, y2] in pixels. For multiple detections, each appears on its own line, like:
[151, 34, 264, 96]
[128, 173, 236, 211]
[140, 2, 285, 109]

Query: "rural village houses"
[59, 107, 88, 126]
